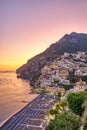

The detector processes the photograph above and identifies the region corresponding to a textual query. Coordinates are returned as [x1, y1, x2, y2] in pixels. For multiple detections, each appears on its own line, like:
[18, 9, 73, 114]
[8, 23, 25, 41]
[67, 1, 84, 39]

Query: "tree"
[57, 97, 61, 101]
[56, 104, 60, 109]
[60, 101, 67, 109]
[70, 77, 77, 83]
[81, 97, 87, 130]
[50, 109, 58, 115]
[57, 92, 62, 97]
[57, 92, 62, 102]
[82, 75, 87, 82]
[63, 84, 74, 90]
[46, 111, 81, 130]
[67, 92, 87, 116]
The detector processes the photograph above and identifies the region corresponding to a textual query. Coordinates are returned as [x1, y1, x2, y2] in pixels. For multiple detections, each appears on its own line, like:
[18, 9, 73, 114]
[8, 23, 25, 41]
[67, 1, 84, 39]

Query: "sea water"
[0, 72, 37, 126]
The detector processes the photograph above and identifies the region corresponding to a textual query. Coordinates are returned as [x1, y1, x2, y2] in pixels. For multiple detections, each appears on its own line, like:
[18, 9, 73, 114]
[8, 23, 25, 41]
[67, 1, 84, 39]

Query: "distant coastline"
[0, 71, 15, 73]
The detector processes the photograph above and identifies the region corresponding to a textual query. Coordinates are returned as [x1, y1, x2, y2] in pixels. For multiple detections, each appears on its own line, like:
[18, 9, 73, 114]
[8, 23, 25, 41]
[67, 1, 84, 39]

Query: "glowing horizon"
[0, 0, 87, 71]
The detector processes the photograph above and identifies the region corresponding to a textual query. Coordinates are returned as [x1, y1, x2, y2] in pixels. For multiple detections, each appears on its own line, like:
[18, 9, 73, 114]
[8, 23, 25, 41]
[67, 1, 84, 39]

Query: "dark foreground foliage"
[46, 111, 81, 130]
[67, 92, 87, 116]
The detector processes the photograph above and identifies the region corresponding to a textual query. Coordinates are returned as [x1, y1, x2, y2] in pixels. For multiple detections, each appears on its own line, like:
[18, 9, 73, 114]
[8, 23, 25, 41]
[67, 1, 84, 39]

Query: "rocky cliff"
[16, 32, 87, 86]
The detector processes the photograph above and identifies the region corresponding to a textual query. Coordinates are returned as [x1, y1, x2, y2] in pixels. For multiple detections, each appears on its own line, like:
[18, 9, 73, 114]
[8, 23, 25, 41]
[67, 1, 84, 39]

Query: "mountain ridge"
[16, 32, 87, 86]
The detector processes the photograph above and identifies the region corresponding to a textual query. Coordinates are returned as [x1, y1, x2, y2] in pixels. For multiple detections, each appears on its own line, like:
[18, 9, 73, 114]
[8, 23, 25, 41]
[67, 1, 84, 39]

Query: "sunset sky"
[0, 0, 87, 71]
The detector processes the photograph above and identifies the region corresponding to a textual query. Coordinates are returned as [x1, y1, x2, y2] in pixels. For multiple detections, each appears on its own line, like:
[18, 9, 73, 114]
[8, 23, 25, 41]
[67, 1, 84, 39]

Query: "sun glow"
[0, 0, 87, 71]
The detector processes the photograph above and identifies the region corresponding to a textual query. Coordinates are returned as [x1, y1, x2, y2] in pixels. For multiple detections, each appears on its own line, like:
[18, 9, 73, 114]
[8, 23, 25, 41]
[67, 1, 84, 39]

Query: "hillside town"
[36, 51, 87, 95]
[1, 51, 87, 130]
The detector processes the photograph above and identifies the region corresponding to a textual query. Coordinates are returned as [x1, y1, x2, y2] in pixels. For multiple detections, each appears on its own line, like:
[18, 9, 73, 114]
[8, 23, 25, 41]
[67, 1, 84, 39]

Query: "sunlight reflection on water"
[0, 72, 37, 126]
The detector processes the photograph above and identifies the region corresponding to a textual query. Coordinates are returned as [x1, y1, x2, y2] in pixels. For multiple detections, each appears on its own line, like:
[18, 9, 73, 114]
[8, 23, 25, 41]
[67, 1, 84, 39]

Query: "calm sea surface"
[0, 72, 37, 126]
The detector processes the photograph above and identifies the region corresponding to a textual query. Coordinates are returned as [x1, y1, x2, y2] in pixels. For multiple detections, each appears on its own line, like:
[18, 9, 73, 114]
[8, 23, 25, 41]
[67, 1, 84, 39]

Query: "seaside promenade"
[1, 94, 56, 130]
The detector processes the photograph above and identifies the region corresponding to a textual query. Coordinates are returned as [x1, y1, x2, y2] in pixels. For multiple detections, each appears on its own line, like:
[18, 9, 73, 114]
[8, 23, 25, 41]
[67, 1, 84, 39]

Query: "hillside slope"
[16, 32, 87, 86]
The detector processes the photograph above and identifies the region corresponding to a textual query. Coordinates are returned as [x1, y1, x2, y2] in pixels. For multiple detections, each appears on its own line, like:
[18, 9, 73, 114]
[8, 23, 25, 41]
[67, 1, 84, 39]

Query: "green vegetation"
[57, 92, 62, 97]
[50, 101, 67, 115]
[67, 92, 87, 116]
[60, 101, 67, 109]
[54, 80, 59, 84]
[46, 111, 81, 130]
[81, 97, 87, 130]
[70, 77, 78, 83]
[48, 92, 87, 130]
[69, 71, 77, 83]
[50, 109, 58, 115]
[57, 97, 61, 101]
[81, 75, 87, 82]
[57, 92, 62, 101]
[56, 104, 60, 110]
[63, 84, 74, 90]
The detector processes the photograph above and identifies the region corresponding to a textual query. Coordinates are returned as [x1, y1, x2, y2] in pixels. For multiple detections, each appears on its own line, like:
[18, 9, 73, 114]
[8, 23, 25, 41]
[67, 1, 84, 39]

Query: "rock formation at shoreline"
[16, 32, 87, 86]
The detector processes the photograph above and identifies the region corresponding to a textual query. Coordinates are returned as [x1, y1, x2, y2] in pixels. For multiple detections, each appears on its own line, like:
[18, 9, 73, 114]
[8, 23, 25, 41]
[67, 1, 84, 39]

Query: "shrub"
[63, 84, 74, 90]
[57, 92, 62, 97]
[67, 92, 87, 116]
[60, 101, 67, 108]
[50, 109, 58, 115]
[46, 111, 81, 130]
